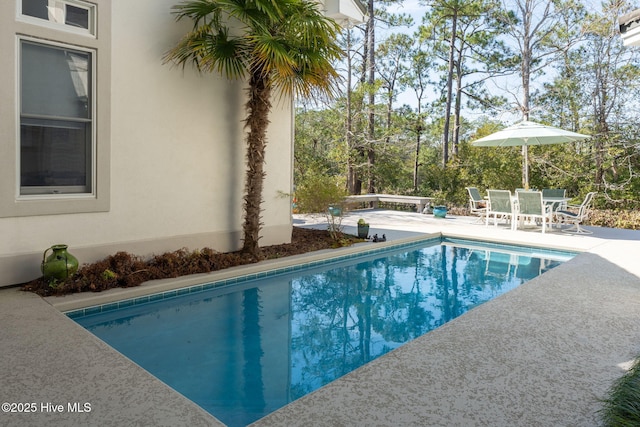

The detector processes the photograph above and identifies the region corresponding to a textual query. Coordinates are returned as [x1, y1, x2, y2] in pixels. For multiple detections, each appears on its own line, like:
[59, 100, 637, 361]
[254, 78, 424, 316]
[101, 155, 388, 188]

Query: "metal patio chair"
[466, 187, 487, 223]
[516, 190, 553, 233]
[486, 190, 515, 229]
[555, 192, 597, 234]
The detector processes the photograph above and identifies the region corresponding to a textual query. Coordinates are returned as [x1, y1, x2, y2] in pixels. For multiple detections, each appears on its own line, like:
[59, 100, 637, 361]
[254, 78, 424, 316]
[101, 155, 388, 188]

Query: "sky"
[375, 0, 515, 119]
[370, 0, 616, 124]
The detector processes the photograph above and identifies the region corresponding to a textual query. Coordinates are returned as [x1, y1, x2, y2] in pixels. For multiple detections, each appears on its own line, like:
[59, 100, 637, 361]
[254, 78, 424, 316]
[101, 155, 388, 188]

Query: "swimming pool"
[70, 238, 575, 426]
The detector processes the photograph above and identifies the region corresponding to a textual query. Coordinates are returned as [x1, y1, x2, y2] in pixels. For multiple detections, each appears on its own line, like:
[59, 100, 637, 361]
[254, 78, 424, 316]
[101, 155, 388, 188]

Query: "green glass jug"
[41, 244, 79, 281]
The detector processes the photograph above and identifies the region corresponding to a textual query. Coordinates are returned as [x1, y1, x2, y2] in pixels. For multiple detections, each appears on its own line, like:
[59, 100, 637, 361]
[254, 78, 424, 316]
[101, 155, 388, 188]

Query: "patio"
[1, 210, 639, 426]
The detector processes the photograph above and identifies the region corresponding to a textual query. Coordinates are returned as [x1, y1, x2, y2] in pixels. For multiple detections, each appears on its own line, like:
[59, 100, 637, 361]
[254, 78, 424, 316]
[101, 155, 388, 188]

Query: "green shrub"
[295, 173, 348, 242]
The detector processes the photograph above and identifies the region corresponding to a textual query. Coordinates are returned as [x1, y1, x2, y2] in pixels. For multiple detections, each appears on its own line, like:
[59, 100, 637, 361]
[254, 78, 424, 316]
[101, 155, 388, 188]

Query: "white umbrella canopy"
[471, 120, 590, 188]
[472, 120, 590, 147]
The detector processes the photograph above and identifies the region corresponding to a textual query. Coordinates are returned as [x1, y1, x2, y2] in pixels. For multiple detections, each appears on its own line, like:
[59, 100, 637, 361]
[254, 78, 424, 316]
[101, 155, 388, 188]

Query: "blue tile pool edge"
[64, 236, 578, 320]
[65, 236, 442, 319]
[442, 237, 578, 261]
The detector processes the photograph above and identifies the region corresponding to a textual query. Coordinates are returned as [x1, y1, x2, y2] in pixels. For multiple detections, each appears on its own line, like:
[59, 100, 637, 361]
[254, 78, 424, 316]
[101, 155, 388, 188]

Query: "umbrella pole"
[522, 145, 529, 190]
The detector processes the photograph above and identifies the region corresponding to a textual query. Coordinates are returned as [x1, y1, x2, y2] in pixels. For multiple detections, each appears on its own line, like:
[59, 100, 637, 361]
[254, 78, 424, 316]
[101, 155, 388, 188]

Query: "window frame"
[0, 0, 110, 218]
[17, 0, 96, 37]
[18, 36, 97, 198]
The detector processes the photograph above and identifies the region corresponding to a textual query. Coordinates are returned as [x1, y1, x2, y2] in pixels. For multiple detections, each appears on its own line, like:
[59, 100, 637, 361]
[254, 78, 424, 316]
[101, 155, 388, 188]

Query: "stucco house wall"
[0, 0, 294, 287]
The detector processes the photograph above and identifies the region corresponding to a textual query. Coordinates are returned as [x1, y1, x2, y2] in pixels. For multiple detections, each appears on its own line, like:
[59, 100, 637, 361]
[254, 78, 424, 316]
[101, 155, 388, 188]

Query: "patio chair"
[486, 190, 515, 228]
[555, 192, 597, 234]
[466, 187, 487, 223]
[515, 190, 553, 233]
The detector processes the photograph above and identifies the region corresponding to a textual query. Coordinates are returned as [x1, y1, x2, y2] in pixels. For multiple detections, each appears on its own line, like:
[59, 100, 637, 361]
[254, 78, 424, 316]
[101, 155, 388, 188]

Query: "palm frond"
[163, 26, 215, 71]
[251, 34, 296, 77]
[284, 2, 341, 42]
[272, 49, 341, 99]
[207, 32, 249, 78]
[218, 0, 284, 30]
[247, 0, 286, 20]
[164, 26, 249, 80]
[171, 0, 222, 29]
[167, 0, 343, 98]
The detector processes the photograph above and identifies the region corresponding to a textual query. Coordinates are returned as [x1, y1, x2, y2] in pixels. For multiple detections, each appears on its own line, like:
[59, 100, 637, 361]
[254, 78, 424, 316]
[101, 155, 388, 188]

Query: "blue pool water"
[70, 238, 575, 426]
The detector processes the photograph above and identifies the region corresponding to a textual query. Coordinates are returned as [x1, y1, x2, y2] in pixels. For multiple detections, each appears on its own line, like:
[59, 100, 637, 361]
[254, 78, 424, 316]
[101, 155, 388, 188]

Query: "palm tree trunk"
[242, 69, 272, 258]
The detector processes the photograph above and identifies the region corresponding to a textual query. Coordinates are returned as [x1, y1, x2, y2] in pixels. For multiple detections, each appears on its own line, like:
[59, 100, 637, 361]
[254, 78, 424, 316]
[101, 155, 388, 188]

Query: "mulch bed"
[22, 227, 361, 297]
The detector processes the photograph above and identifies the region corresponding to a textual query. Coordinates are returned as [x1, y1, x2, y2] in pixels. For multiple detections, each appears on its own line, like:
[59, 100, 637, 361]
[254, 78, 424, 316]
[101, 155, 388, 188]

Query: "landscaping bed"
[22, 227, 361, 297]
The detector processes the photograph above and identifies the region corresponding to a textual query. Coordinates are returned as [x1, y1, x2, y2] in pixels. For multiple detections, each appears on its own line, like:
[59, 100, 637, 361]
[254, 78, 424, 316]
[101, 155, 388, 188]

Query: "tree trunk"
[593, 67, 607, 187]
[367, 0, 376, 194]
[413, 128, 422, 191]
[522, 48, 531, 188]
[442, 9, 458, 167]
[452, 43, 463, 157]
[346, 29, 356, 194]
[520, 1, 532, 189]
[242, 69, 271, 258]
[386, 88, 393, 144]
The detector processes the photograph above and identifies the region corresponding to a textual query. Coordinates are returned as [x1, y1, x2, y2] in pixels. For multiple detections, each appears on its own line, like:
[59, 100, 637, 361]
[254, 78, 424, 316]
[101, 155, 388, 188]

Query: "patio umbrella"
[471, 120, 590, 189]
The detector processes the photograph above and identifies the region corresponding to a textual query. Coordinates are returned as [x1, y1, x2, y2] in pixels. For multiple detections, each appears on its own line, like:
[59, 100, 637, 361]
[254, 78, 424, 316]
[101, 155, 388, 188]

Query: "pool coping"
[47, 231, 583, 314]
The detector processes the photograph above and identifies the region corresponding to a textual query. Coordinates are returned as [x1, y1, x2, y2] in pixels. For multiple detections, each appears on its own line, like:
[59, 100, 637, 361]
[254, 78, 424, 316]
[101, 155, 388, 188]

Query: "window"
[20, 0, 95, 35]
[20, 39, 94, 195]
[0, 0, 109, 217]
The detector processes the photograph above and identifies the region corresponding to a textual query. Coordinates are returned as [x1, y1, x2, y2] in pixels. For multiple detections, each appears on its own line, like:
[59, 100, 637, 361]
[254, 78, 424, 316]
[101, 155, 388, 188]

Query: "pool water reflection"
[72, 239, 574, 426]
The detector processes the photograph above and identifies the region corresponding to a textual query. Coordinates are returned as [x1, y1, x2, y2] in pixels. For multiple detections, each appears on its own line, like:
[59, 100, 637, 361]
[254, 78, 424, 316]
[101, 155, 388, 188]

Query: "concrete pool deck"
[2, 209, 640, 426]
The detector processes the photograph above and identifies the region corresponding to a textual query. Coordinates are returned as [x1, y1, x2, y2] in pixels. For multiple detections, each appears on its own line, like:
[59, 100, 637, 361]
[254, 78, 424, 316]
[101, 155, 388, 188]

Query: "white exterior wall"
[0, 0, 293, 287]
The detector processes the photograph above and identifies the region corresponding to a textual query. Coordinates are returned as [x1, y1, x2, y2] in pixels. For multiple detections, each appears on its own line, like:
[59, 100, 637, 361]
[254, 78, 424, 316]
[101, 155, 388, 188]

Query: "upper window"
[20, 0, 95, 35]
[20, 39, 94, 195]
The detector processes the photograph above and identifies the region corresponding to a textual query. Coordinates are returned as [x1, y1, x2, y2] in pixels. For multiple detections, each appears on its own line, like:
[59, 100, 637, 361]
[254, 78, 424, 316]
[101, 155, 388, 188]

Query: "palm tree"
[164, 0, 343, 258]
